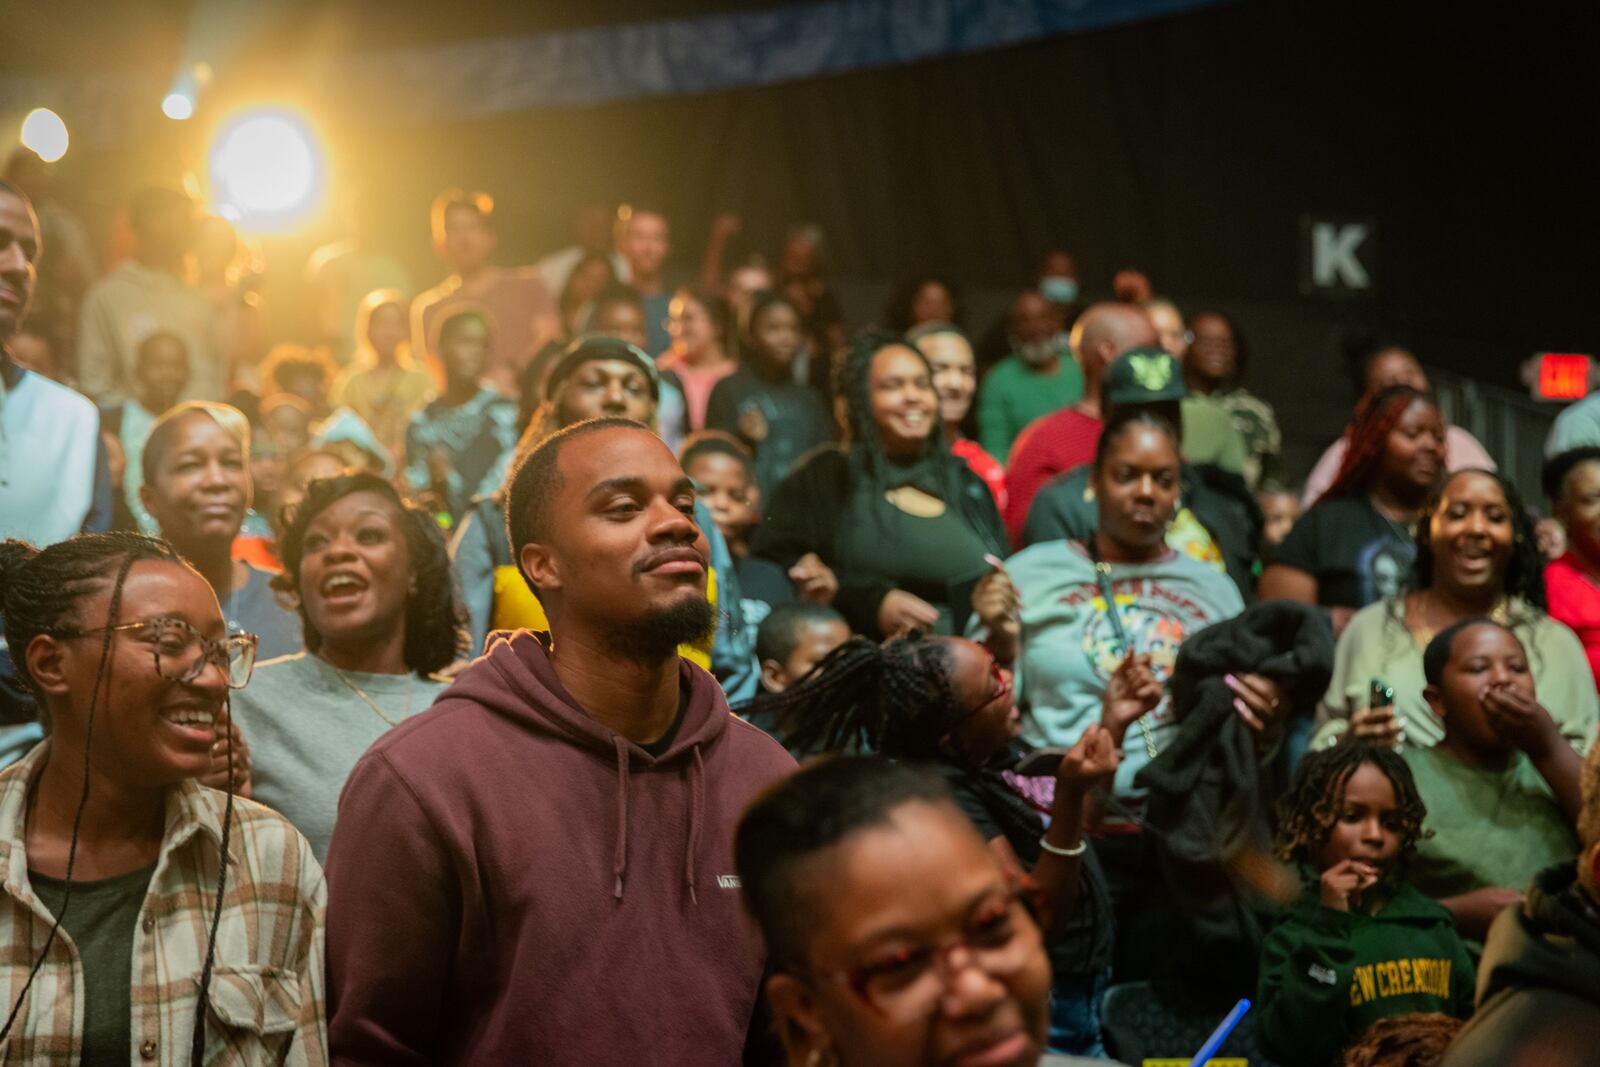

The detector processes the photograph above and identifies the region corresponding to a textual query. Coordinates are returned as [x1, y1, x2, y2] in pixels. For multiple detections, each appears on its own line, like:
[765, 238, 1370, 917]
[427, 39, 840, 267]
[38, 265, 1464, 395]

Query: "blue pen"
[1186, 997, 1250, 1067]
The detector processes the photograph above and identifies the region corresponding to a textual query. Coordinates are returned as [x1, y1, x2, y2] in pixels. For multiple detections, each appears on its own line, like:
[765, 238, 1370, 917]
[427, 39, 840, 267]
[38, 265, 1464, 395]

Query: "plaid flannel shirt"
[0, 742, 328, 1065]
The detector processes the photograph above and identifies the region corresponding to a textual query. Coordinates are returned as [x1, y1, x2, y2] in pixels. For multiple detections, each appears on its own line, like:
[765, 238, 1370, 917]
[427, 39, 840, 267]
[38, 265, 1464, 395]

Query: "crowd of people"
[2, 157, 1600, 1067]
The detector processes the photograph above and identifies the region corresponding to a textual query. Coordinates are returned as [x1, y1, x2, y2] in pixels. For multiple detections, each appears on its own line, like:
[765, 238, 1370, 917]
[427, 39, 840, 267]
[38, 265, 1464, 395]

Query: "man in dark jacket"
[1440, 741, 1600, 1066]
[325, 417, 796, 1064]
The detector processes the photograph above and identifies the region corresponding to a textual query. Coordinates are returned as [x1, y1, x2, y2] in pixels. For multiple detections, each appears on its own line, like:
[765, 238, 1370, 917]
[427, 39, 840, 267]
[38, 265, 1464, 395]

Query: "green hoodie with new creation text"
[1256, 880, 1476, 1067]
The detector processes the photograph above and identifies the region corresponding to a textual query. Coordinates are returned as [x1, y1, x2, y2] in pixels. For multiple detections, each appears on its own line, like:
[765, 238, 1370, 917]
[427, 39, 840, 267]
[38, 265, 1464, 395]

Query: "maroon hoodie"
[324, 630, 796, 1064]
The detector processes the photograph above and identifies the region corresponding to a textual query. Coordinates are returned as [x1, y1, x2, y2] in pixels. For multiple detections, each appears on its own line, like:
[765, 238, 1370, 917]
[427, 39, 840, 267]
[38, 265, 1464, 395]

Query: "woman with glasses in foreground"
[0, 533, 325, 1064]
[736, 756, 1056, 1067]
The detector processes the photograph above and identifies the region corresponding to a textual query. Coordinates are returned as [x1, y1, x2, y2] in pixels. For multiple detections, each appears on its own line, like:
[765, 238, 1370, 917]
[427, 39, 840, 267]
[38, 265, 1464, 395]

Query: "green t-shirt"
[836, 475, 994, 636]
[29, 863, 155, 1065]
[977, 354, 1084, 463]
[1403, 744, 1578, 899]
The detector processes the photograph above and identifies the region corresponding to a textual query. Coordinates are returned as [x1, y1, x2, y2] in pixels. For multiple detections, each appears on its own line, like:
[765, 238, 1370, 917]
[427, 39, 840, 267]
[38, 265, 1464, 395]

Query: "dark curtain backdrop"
[317, 0, 1593, 374]
[29, 0, 1599, 474]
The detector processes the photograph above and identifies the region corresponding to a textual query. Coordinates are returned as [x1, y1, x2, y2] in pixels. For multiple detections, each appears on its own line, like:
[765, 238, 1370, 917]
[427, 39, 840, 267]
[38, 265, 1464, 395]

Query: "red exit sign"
[1537, 353, 1592, 401]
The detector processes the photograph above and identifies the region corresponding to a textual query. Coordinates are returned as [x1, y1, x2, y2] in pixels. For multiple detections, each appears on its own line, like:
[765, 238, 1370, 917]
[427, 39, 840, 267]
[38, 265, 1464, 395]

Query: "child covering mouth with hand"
[1256, 742, 1476, 1067]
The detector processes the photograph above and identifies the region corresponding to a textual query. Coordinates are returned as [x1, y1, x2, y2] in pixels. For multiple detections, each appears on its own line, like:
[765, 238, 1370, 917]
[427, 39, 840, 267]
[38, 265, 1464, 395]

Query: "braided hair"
[745, 634, 963, 761]
[0, 535, 223, 1051]
[1273, 741, 1430, 868]
[0, 534, 180, 704]
[1315, 385, 1436, 507]
[1412, 468, 1546, 611]
[0, 535, 244, 1063]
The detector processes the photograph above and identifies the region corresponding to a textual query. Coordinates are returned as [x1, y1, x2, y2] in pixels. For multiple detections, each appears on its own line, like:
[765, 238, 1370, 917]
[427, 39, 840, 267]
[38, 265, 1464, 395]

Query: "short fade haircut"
[431, 188, 494, 245]
[755, 602, 847, 665]
[505, 415, 649, 569]
[734, 756, 956, 968]
[680, 431, 754, 483]
[1421, 617, 1518, 686]
[1542, 447, 1600, 505]
[591, 283, 644, 324]
[136, 330, 189, 366]
[438, 303, 492, 347]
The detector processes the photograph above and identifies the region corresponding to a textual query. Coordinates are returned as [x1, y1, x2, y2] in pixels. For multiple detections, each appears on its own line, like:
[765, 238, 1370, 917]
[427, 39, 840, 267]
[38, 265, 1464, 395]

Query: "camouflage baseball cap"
[1102, 347, 1188, 406]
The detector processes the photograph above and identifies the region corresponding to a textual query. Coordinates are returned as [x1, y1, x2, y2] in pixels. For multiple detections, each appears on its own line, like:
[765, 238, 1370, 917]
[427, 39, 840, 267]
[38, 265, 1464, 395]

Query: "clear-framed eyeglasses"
[796, 885, 1044, 1023]
[50, 617, 258, 689]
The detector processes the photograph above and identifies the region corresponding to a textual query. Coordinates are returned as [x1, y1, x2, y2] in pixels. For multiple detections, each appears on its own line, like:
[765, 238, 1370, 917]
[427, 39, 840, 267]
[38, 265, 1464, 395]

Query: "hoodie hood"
[451, 629, 729, 900]
[1477, 862, 1600, 1007]
[463, 629, 731, 761]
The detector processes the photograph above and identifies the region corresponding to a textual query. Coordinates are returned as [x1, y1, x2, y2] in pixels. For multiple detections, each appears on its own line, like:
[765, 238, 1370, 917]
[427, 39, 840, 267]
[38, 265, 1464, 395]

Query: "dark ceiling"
[0, 1, 803, 74]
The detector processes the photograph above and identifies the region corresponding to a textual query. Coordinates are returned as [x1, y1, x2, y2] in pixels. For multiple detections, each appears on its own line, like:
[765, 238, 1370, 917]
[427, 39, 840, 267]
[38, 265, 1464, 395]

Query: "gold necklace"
[1410, 590, 1512, 647]
[331, 666, 412, 728]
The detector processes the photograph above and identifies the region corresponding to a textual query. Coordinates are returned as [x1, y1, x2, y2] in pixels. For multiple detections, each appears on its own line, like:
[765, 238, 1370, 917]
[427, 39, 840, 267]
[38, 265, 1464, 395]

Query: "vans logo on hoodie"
[717, 875, 742, 890]
[1307, 963, 1338, 986]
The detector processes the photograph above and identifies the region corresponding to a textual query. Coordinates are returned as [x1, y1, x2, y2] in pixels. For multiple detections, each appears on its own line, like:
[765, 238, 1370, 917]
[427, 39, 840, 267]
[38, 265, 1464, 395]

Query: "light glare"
[208, 108, 325, 232]
[19, 108, 69, 163]
[163, 92, 195, 121]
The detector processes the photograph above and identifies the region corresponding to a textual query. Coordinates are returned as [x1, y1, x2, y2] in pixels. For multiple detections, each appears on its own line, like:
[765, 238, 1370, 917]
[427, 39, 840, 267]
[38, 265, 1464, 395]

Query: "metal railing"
[1427, 366, 1559, 509]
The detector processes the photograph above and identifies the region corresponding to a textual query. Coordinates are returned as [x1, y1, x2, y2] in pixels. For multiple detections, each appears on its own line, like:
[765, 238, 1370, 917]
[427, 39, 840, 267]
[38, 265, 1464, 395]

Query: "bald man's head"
[1070, 303, 1157, 387]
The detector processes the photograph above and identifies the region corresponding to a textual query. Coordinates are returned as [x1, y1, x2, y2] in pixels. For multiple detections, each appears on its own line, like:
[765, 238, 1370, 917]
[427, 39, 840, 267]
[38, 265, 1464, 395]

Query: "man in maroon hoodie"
[324, 416, 797, 1064]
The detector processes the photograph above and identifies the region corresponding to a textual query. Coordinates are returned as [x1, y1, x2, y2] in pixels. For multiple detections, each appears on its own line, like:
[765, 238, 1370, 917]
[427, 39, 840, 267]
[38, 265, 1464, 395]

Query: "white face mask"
[1015, 332, 1065, 368]
[1038, 275, 1079, 305]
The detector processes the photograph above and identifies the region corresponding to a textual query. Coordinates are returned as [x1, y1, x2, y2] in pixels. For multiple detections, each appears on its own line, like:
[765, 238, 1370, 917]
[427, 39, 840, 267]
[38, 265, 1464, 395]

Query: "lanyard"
[1085, 538, 1159, 760]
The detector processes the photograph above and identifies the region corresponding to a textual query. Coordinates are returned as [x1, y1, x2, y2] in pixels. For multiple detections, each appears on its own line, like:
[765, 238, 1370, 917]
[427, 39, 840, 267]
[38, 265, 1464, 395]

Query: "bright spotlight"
[162, 92, 195, 121]
[208, 108, 325, 232]
[19, 108, 69, 163]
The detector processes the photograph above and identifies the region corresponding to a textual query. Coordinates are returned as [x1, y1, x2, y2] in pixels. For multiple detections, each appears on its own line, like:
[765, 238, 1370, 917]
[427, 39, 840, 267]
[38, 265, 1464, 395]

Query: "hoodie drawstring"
[612, 736, 631, 900]
[686, 745, 705, 905]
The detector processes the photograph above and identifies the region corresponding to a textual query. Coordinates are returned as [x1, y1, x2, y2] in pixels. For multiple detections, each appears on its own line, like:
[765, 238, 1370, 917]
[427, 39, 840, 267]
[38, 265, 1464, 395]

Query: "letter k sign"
[1313, 223, 1371, 288]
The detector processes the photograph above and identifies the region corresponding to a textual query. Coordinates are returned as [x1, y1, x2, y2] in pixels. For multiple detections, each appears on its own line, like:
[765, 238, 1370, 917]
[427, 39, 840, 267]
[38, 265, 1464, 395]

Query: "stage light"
[163, 92, 195, 121]
[208, 108, 326, 232]
[19, 108, 68, 163]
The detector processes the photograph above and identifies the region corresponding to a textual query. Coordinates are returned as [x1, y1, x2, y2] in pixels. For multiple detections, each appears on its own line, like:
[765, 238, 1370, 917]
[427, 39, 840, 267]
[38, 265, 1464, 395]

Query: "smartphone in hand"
[1014, 746, 1070, 777]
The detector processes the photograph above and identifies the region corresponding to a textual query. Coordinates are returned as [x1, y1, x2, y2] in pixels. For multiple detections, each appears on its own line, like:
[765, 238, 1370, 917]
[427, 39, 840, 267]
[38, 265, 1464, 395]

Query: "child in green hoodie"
[1257, 742, 1476, 1067]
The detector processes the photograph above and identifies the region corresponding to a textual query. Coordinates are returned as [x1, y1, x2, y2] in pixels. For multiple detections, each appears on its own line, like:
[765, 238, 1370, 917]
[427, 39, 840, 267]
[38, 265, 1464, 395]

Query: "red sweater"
[1545, 551, 1600, 687]
[951, 436, 1008, 515]
[1004, 407, 1103, 545]
[324, 631, 796, 1064]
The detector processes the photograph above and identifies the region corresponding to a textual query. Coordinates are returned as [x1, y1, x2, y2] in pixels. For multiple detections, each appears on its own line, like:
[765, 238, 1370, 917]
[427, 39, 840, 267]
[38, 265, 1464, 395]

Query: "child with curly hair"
[1257, 743, 1476, 1067]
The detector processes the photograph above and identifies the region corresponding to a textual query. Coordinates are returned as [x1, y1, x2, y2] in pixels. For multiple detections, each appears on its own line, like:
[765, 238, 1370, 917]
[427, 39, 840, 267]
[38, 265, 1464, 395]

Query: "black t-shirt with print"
[732, 555, 797, 636]
[1273, 496, 1416, 610]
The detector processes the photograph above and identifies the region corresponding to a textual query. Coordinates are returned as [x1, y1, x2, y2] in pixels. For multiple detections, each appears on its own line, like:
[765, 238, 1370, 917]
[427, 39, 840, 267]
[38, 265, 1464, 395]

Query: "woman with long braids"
[230, 472, 466, 861]
[744, 632, 1120, 1056]
[0, 534, 325, 1064]
[1315, 468, 1597, 751]
[753, 330, 1008, 638]
[1261, 386, 1447, 635]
